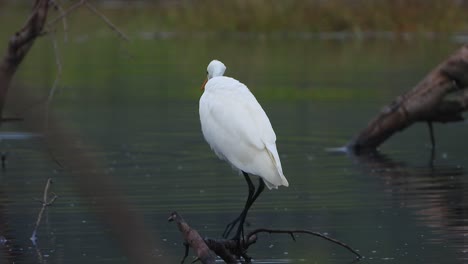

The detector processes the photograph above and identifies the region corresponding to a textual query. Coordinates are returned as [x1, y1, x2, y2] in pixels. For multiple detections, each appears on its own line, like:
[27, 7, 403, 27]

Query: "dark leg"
[222, 171, 255, 238]
[427, 121, 435, 149]
[222, 214, 241, 238]
[249, 178, 265, 209]
[232, 177, 265, 243]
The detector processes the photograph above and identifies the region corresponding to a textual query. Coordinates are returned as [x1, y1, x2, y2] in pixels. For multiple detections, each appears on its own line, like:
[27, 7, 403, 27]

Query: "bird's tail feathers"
[266, 144, 289, 187]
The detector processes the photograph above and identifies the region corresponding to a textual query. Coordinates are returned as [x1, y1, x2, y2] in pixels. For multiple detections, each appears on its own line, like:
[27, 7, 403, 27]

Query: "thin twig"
[50, 0, 69, 42]
[34, 245, 44, 264]
[31, 178, 59, 244]
[42, 178, 51, 202]
[247, 228, 362, 259]
[45, 30, 62, 132]
[45, 0, 85, 28]
[41, 30, 65, 169]
[84, 1, 129, 41]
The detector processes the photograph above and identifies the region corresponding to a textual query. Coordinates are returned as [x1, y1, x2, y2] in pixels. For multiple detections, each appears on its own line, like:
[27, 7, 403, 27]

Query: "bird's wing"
[234, 87, 288, 186]
[203, 82, 276, 151]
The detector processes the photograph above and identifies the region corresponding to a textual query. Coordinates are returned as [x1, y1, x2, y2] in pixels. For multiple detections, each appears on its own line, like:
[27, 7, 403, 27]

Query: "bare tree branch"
[46, 0, 129, 42]
[170, 211, 362, 263]
[348, 44, 468, 152]
[50, 0, 69, 42]
[168, 211, 217, 264]
[0, 0, 50, 120]
[84, 1, 129, 41]
[45, 0, 85, 29]
[247, 228, 362, 259]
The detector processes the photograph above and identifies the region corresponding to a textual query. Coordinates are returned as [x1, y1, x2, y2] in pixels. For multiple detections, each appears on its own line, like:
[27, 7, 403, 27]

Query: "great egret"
[199, 60, 289, 242]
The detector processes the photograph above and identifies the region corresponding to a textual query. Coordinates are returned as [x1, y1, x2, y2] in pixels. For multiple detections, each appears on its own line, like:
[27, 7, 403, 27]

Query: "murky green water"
[0, 22, 467, 264]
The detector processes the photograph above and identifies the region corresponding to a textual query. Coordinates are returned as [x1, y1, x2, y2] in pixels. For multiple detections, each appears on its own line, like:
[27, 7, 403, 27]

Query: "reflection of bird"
[199, 59, 289, 241]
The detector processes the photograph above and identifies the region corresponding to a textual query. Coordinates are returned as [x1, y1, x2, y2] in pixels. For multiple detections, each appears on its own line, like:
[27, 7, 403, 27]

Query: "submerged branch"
[247, 228, 362, 259]
[168, 211, 216, 264]
[170, 211, 362, 263]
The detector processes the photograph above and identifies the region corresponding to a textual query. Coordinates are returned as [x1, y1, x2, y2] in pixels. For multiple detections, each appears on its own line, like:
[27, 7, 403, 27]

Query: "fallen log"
[347, 44, 468, 153]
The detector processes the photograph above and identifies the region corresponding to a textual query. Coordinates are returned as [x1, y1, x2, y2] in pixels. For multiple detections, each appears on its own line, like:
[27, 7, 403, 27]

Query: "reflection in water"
[351, 151, 468, 261]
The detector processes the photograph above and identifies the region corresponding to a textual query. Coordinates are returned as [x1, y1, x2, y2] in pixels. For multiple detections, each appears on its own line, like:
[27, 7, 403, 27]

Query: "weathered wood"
[348, 44, 468, 152]
[204, 238, 240, 264]
[170, 212, 362, 263]
[168, 211, 217, 264]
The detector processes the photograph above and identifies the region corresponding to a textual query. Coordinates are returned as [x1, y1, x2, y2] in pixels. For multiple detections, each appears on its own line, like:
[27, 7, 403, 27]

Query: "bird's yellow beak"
[201, 78, 208, 91]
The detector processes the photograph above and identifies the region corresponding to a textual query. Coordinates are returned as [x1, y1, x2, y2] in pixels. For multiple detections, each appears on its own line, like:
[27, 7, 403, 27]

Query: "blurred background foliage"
[1, 0, 468, 34]
[0, 0, 464, 105]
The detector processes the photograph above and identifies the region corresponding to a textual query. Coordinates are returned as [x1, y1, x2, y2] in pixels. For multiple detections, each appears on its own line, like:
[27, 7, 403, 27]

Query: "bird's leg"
[238, 178, 265, 242]
[232, 177, 265, 248]
[223, 171, 255, 240]
[427, 121, 436, 149]
[249, 178, 265, 209]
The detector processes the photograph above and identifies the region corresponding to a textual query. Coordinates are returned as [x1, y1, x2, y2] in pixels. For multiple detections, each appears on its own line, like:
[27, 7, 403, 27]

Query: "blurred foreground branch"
[0, 0, 50, 121]
[348, 44, 468, 152]
[0, 1, 168, 263]
[1, 0, 129, 124]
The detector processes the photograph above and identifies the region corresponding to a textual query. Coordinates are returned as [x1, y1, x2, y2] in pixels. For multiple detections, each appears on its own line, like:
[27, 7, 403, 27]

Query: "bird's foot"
[230, 225, 247, 252]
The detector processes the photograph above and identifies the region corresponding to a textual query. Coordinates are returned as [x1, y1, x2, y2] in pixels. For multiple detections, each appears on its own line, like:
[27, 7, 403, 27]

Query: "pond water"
[0, 32, 467, 264]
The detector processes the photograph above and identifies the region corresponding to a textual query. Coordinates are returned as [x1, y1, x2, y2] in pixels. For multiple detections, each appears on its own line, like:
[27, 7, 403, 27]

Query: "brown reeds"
[143, 0, 468, 34]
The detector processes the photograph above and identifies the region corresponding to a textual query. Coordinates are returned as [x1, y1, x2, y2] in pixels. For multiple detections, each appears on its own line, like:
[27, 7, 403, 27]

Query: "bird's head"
[201, 59, 226, 90]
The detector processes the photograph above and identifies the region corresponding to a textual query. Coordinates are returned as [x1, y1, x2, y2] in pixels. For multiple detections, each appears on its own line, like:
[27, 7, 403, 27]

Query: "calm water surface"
[0, 34, 467, 264]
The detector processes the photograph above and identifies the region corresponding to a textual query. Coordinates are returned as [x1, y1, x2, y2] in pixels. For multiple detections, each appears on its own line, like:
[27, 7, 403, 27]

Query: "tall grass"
[1, 0, 467, 35]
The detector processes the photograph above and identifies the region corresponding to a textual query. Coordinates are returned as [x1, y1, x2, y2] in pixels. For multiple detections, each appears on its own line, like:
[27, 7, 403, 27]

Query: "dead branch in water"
[168, 212, 217, 264]
[348, 44, 468, 153]
[169, 211, 362, 263]
[246, 228, 362, 259]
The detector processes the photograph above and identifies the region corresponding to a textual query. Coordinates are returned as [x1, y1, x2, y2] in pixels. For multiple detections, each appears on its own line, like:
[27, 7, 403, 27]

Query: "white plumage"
[199, 60, 289, 190]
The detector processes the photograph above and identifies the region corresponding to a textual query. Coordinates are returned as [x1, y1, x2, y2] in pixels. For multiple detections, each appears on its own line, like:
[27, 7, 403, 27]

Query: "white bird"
[199, 59, 289, 241]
